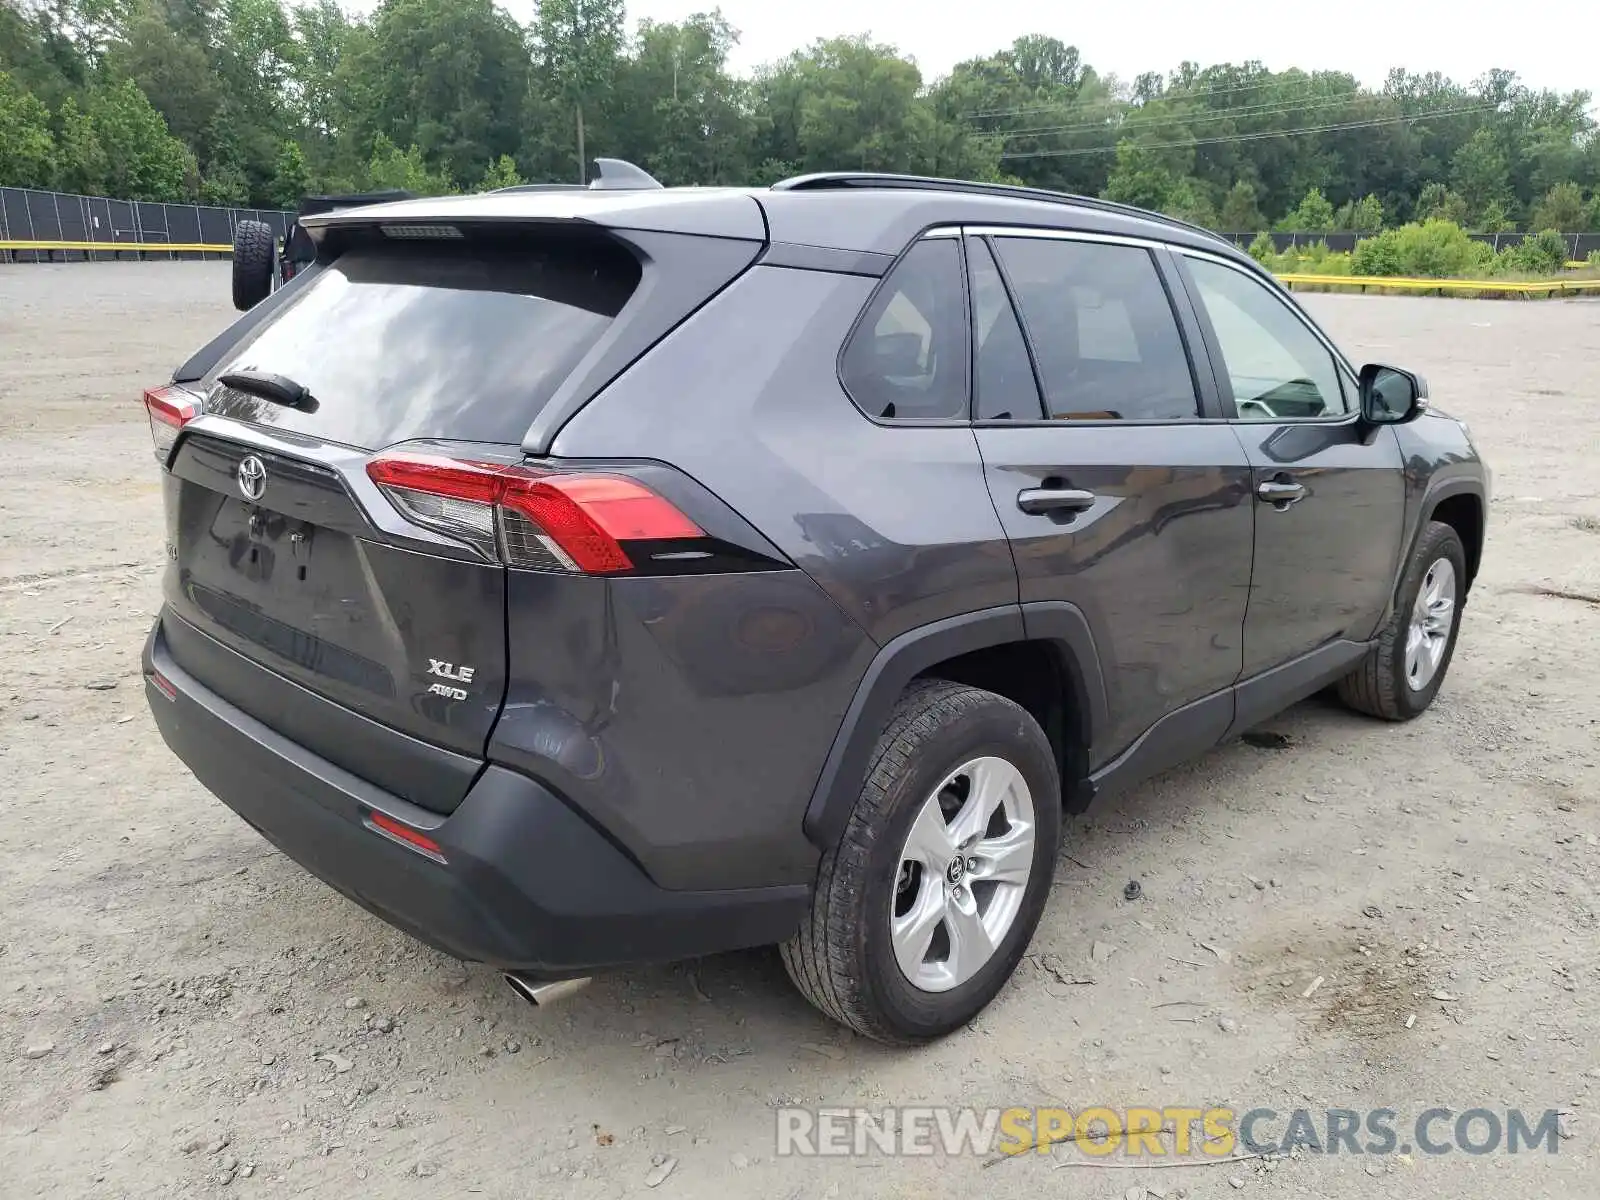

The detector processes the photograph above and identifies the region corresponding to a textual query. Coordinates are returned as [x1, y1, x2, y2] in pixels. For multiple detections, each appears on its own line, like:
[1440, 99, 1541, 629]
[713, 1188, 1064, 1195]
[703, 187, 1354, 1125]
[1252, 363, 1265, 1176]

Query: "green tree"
[1219, 180, 1266, 231]
[1278, 187, 1335, 232]
[1102, 138, 1187, 213]
[1, 1, 86, 106]
[365, 132, 449, 193]
[102, 5, 222, 152]
[611, 14, 753, 186]
[5, 12, 1600, 239]
[752, 36, 994, 181]
[475, 152, 520, 190]
[1415, 182, 1469, 225]
[209, 0, 301, 197]
[1475, 199, 1515, 233]
[534, 0, 624, 182]
[931, 35, 1112, 197]
[292, 0, 350, 138]
[268, 138, 310, 205]
[53, 93, 106, 192]
[343, 0, 530, 189]
[1530, 181, 1586, 231]
[0, 68, 57, 187]
[1162, 177, 1217, 227]
[199, 160, 249, 203]
[1450, 127, 1512, 225]
[89, 77, 191, 199]
[1333, 193, 1384, 231]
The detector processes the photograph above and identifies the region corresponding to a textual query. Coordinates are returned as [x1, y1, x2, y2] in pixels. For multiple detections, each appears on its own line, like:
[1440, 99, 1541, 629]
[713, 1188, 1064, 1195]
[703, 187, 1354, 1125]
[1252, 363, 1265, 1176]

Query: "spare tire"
[231, 220, 276, 311]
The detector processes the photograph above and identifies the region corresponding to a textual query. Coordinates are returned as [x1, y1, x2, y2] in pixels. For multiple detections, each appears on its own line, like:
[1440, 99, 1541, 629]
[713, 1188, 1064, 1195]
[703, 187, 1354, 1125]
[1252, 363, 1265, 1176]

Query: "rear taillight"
[144, 386, 198, 464]
[365, 452, 702, 574]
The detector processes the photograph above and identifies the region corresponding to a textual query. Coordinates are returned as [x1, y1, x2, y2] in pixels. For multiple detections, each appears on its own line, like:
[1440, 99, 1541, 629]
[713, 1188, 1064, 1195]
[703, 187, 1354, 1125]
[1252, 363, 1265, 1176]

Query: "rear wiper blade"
[218, 369, 318, 412]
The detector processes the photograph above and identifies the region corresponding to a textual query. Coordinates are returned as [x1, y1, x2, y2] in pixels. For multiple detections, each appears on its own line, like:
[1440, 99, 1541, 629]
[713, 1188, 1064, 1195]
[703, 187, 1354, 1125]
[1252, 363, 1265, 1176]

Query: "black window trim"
[1170, 247, 1361, 427]
[966, 233, 1048, 422]
[964, 226, 1221, 429]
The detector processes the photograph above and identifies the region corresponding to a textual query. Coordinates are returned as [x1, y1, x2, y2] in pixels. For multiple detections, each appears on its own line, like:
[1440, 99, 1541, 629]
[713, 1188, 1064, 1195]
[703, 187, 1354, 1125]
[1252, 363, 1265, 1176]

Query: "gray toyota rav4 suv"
[142, 167, 1489, 1043]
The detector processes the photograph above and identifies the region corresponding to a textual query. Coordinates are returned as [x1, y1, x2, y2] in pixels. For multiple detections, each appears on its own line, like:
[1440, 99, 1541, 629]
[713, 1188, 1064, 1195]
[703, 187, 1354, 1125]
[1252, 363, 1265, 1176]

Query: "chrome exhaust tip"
[504, 973, 592, 1007]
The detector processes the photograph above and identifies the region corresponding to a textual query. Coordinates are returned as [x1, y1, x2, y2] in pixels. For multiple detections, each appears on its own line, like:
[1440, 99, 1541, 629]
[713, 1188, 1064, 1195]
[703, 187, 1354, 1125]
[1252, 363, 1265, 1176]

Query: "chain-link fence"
[5, 185, 1596, 266]
[0, 186, 293, 263]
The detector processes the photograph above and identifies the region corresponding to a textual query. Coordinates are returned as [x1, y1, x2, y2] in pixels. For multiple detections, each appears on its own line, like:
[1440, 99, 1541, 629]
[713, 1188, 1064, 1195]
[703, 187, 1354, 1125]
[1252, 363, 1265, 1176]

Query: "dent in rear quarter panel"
[488, 567, 874, 891]
[548, 265, 1019, 645]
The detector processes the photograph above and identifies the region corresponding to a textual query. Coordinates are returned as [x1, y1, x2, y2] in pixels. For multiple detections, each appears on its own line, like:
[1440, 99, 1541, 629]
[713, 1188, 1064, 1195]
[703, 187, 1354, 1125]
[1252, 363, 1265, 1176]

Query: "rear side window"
[840, 238, 968, 420]
[204, 235, 640, 449]
[992, 237, 1199, 421]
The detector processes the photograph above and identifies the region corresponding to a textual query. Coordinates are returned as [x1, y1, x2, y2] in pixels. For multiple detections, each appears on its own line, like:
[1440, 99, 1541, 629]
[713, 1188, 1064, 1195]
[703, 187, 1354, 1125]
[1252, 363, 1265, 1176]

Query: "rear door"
[158, 229, 645, 810]
[967, 230, 1256, 767]
[1172, 251, 1405, 677]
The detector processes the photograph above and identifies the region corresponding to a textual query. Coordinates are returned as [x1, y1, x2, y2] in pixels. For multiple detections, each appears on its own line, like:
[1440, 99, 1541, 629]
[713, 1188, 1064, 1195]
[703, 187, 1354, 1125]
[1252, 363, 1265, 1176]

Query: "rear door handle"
[1256, 480, 1306, 506]
[1017, 487, 1097, 516]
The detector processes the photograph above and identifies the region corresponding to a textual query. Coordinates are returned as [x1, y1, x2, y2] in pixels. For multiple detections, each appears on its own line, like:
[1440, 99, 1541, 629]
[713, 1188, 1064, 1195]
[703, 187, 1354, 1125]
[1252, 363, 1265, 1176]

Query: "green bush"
[1253, 240, 1353, 277]
[1350, 231, 1404, 276]
[1247, 231, 1275, 263]
[1351, 220, 1494, 277]
[1500, 229, 1570, 274]
[1588, 250, 1600, 269]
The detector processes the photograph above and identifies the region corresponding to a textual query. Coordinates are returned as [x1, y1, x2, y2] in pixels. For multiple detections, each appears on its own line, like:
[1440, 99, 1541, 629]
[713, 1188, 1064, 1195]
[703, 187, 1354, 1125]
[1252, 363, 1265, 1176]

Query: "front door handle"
[1017, 487, 1097, 516]
[1256, 479, 1306, 506]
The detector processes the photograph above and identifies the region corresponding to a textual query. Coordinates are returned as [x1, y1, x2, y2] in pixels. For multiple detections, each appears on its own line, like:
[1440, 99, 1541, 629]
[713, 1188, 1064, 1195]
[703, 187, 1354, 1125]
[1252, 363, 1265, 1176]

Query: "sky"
[531, 0, 1599, 98]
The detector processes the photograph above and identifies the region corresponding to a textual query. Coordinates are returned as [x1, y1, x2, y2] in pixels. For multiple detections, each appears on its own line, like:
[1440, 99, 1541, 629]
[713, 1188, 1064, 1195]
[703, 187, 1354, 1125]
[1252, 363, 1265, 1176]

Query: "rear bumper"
[142, 619, 809, 977]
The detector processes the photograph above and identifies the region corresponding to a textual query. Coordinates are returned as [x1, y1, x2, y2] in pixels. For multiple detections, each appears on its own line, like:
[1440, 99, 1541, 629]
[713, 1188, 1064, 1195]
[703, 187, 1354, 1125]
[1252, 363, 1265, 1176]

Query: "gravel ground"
[2, 263, 1598, 1199]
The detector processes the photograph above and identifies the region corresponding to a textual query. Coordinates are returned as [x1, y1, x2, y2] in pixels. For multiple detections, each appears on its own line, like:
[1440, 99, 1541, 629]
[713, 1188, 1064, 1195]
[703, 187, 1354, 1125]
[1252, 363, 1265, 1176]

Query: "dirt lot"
[2, 263, 1597, 1199]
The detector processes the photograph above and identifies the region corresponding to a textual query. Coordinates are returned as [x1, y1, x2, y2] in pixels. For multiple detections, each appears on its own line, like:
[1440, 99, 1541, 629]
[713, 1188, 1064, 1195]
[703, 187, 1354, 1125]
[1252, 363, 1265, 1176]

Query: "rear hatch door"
[160, 227, 647, 811]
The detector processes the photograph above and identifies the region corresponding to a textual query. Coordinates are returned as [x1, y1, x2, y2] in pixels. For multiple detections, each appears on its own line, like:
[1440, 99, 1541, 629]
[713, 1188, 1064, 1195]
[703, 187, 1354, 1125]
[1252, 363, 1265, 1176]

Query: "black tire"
[231, 220, 276, 311]
[781, 680, 1060, 1044]
[1337, 520, 1467, 720]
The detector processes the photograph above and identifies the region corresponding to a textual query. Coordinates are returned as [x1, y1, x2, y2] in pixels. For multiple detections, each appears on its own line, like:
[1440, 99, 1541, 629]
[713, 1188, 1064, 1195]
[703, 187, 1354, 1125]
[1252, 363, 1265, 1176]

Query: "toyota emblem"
[237, 454, 267, 502]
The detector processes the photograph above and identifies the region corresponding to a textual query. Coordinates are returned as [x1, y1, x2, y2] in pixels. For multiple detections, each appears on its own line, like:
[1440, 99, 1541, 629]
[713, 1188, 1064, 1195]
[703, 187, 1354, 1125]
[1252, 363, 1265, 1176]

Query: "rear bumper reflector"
[366, 810, 447, 863]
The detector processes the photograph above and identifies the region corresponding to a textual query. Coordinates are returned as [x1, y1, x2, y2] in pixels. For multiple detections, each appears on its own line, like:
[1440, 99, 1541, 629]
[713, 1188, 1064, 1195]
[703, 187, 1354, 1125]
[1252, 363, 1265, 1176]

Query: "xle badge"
[426, 659, 475, 701]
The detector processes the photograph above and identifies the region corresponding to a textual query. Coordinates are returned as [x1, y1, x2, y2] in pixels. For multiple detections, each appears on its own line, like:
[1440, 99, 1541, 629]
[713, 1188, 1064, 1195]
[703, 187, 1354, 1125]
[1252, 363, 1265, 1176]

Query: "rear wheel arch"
[803, 605, 1105, 849]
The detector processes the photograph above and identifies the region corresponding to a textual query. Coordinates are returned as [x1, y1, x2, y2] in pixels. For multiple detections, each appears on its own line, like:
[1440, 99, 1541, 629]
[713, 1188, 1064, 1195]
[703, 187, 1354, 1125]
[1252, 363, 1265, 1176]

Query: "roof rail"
[770, 172, 1228, 246]
[492, 183, 588, 194]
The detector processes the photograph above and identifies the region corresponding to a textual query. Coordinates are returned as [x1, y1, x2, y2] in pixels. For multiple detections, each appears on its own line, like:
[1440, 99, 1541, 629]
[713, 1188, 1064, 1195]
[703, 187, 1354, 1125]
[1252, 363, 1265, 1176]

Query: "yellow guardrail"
[1, 240, 233, 252]
[1279, 272, 1600, 295]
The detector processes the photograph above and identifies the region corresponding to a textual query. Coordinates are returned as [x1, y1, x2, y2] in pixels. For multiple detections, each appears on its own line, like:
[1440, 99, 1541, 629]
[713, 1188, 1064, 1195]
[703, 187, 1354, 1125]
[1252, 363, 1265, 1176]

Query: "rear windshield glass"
[204, 235, 640, 448]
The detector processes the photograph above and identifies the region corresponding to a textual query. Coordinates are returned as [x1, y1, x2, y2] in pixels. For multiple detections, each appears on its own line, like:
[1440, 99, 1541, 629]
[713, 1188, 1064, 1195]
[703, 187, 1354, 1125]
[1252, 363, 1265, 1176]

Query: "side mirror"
[1359, 363, 1429, 425]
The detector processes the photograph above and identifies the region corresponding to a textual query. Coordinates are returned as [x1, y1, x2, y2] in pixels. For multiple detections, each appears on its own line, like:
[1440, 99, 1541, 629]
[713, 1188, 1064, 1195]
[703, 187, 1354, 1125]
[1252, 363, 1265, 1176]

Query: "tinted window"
[993, 238, 1198, 421]
[204, 236, 640, 448]
[1186, 257, 1348, 420]
[967, 239, 1044, 421]
[841, 238, 968, 420]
